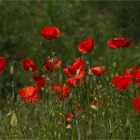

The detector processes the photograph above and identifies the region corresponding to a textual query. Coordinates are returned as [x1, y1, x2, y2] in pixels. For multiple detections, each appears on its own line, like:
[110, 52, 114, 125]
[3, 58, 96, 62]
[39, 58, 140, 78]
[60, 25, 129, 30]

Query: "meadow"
[0, 1, 140, 139]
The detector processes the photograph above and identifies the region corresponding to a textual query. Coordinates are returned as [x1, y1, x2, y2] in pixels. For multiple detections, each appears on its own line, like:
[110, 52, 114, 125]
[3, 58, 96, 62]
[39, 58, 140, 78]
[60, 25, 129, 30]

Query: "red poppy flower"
[63, 59, 84, 76]
[125, 67, 140, 88]
[107, 38, 131, 49]
[75, 69, 86, 79]
[66, 113, 75, 125]
[51, 84, 63, 94]
[68, 59, 85, 75]
[60, 85, 69, 100]
[132, 96, 140, 114]
[51, 84, 69, 100]
[89, 66, 105, 76]
[66, 77, 76, 87]
[124, 67, 138, 79]
[22, 59, 36, 72]
[124, 68, 133, 78]
[135, 82, 140, 88]
[0, 57, 6, 73]
[40, 27, 60, 40]
[77, 39, 94, 54]
[112, 76, 132, 91]
[66, 70, 86, 87]
[18, 86, 40, 104]
[63, 68, 72, 76]
[33, 75, 46, 89]
[132, 68, 140, 88]
[66, 77, 77, 87]
[64, 59, 86, 87]
[43, 57, 61, 73]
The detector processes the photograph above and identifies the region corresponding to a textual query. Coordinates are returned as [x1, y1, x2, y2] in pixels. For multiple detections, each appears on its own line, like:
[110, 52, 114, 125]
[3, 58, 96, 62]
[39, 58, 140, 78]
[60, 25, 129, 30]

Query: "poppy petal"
[0, 57, 6, 73]
[132, 96, 140, 114]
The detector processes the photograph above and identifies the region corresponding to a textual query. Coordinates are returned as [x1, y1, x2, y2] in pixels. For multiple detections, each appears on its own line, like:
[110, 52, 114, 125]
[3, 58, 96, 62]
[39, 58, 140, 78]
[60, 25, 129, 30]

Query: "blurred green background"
[0, 0, 140, 100]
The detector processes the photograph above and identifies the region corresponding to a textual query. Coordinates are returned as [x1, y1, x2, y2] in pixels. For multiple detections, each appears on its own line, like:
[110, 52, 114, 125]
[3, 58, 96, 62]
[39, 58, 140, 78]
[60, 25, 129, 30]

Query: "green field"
[0, 1, 140, 139]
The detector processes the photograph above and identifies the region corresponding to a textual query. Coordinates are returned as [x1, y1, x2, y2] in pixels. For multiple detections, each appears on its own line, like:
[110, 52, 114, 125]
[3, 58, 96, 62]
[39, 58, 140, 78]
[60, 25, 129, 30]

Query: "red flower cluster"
[1, 26, 136, 115]
[21, 56, 62, 103]
[112, 66, 140, 91]
[20, 58, 47, 103]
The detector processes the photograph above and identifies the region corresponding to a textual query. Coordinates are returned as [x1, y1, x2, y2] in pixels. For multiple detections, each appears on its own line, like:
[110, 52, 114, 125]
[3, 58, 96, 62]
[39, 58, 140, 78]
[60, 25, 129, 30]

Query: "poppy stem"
[109, 119, 113, 139]
[10, 61, 16, 102]
[76, 119, 81, 140]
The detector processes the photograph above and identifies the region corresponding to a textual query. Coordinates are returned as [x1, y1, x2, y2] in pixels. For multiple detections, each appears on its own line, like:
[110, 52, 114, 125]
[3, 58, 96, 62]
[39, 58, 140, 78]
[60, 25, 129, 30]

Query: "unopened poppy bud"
[113, 61, 117, 68]
[66, 124, 72, 129]
[65, 113, 75, 125]
[10, 112, 17, 128]
[67, 118, 72, 123]
[90, 104, 98, 110]
[126, 119, 130, 127]
[90, 97, 98, 110]
[41, 87, 45, 91]
[29, 67, 33, 72]
[85, 60, 90, 65]
[52, 52, 56, 56]
[10, 65, 14, 75]
[76, 69, 80, 75]
[11, 81, 14, 88]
